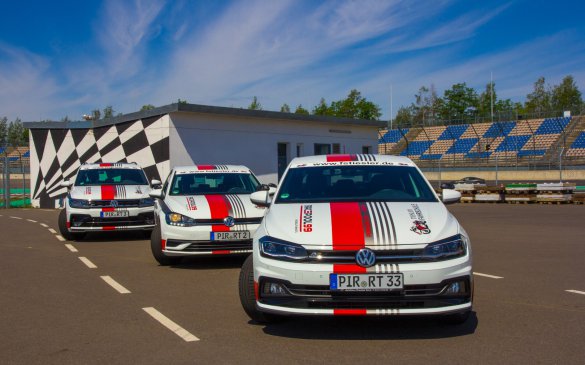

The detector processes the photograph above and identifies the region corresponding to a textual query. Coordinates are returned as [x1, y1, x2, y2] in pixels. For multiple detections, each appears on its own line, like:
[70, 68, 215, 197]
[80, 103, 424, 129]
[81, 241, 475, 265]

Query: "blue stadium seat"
[518, 150, 546, 157]
[420, 154, 442, 160]
[438, 125, 469, 140]
[570, 132, 585, 148]
[380, 128, 409, 143]
[400, 140, 433, 156]
[495, 135, 531, 152]
[446, 138, 479, 154]
[466, 151, 491, 159]
[535, 117, 571, 135]
[23, 150, 30, 157]
[483, 121, 516, 138]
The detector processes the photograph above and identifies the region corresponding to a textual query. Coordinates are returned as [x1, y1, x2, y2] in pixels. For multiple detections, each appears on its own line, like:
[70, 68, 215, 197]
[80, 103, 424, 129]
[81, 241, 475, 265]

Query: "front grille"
[286, 282, 445, 297]
[70, 212, 155, 227]
[307, 249, 426, 264]
[166, 239, 252, 252]
[194, 217, 263, 225]
[88, 199, 141, 208]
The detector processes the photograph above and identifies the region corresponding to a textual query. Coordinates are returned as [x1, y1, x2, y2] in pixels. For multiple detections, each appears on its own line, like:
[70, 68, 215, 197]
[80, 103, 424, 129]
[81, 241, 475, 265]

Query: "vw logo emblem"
[110, 200, 118, 208]
[355, 248, 376, 268]
[223, 216, 235, 227]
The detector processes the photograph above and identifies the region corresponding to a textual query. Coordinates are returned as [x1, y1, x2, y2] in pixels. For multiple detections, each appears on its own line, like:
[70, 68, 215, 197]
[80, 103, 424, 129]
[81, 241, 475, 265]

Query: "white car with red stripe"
[239, 154, 473, 324]
[58, 163, 155, 240]
[149, 165, 267, 265]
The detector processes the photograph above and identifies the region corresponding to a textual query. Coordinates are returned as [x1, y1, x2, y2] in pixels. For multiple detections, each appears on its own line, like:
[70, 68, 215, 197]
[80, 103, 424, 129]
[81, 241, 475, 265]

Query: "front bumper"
[254, 252, 472, 316]
[67, 207, 155, 232]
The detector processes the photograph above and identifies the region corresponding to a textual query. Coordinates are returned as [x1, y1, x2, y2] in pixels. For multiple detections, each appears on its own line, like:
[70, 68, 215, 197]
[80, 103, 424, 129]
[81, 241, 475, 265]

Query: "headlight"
[165, 212, 197, 227]
[259, 236, 308, 261]
[422, 234, 467, 260]
[139, 197, 155, 207]
[69, 196, 90, 209]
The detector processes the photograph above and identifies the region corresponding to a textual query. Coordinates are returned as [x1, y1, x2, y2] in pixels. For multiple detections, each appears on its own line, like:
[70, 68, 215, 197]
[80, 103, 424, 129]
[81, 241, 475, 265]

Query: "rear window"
[169, 173, 260, 195]
[75, 168, 147, 186]
[275, 165, 438, 203]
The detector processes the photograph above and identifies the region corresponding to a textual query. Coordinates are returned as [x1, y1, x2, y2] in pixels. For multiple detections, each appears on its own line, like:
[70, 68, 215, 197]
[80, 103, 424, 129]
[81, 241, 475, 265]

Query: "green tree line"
[0, 117, 28, 147]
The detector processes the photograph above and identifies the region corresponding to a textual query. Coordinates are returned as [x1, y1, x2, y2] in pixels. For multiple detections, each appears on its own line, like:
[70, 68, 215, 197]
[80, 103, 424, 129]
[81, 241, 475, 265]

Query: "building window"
[362, 146, 372, 154]
[296, 143, 303, 157]
[314, 143, 331, 155]
[332, 143, 341, 154]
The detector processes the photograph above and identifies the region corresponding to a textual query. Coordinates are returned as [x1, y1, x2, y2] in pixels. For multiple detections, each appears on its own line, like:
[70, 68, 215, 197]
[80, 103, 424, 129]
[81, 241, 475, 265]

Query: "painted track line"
[27, 219, 37, 223]
[40, 223, 49, 228]
[48, 228, 57, 234]
[56, 235, 66, 242]
[65, 244, 78, 252]
[100, 276, 131, 294]
[79, 257, 97, 269]
[10, 216, 23, 220]
[143, 307, 199, 342]
[566, 290, 585, 296]
[473, 272, 504, 279]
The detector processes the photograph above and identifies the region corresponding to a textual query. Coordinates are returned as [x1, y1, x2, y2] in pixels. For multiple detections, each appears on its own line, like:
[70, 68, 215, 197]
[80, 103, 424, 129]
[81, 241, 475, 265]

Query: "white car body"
[248, 154, 472, 319]
[151, 165, 266, 262]
[61, 163, 155, 236]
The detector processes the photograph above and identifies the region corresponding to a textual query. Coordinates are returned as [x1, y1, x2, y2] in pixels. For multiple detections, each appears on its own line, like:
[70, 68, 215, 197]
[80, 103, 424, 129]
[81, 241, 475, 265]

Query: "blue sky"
[1, 0, 584, 122]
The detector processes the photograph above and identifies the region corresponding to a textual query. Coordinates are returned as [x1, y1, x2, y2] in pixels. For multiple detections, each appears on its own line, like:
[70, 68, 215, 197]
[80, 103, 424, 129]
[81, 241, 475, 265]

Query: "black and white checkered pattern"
[30, 116, 169, 208]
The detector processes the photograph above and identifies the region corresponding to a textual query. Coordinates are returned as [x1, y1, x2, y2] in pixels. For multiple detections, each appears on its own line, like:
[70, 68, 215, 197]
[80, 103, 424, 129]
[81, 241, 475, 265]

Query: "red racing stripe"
[333, 264, 367, 274]
[326, 154, 355, 162]
[101, 185, 116, 200]
[334, 309, 367, 316]
[102, 226, 115, 231]
[99, 163, 112, 167]
[254, 281, 259, 300]
[197, 165, 216, 170]
[205, 195, 231, 232]
[212, 250, 230, 255]
[102, 207, 115, 212]
[330, 202, 366, 250]
[161, 239, 166, 250]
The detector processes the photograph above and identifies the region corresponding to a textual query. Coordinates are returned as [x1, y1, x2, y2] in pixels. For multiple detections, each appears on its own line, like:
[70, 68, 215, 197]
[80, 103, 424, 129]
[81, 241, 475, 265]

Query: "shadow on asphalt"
[76, 231, 149, 242]
[170, 255, 248, 270]
[258, 312, 478, 339]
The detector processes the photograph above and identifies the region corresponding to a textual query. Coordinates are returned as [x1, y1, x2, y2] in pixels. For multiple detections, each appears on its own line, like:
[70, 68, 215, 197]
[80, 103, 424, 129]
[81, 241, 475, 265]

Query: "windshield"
[275, 165, 438, 203]
[169, 173, 260, 195]
[75, 168, 147, 186]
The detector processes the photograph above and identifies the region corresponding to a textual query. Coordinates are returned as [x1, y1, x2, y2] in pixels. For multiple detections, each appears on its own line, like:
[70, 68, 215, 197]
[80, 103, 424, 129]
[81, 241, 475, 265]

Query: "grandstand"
[378, 116, 584, 168]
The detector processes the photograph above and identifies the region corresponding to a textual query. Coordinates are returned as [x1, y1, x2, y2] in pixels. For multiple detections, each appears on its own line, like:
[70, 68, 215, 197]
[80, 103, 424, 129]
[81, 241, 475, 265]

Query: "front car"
[150, 165, 266, 265]
[59, 163, 155, 240]
[243, 154, 472, 323]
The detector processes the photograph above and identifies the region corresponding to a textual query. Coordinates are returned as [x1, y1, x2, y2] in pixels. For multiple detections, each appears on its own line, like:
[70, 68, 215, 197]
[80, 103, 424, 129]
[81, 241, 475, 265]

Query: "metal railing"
[1, 146, 31, 208]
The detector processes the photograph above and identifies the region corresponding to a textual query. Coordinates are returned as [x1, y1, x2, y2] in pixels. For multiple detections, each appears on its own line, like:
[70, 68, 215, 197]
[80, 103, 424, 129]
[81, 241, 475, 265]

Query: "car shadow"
[78, 231, 148, 242]
[258, 312, 478, 340]
[170, 255, 248, 270]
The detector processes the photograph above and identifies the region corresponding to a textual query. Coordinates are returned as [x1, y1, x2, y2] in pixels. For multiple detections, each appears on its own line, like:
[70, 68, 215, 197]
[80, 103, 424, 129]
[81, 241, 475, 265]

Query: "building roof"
[23, 102, 386, 130]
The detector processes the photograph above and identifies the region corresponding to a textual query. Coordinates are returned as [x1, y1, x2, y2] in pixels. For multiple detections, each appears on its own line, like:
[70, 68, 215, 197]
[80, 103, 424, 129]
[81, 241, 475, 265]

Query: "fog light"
[269, 283, 287, 295]
[445, 281, 466, 295]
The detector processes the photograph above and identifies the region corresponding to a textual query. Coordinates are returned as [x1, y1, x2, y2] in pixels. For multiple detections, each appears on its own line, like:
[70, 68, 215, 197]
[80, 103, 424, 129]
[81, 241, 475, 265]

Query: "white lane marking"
[56, 235, 66, 242]
[48, 228, 57, 234]
[143, 307, 199, 342]
[10, 216, 23, 220]
[40, 223, 49, 228]
[566, 290, 585, 296]
[65, 244, 78, 252]
[100, 276, 131, 294]
[473, 272, 504, 279]
[27, 219, 37, 223]
[79, 257, 97, 269]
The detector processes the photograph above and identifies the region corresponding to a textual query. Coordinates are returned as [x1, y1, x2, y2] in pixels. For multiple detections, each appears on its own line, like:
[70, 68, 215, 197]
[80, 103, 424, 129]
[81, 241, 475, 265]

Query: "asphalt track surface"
[1, 205, 584, 365]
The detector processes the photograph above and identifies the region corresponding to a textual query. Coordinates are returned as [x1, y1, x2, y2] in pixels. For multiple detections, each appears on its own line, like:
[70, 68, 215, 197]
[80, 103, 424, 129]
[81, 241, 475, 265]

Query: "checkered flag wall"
[29, 116, 170, 208]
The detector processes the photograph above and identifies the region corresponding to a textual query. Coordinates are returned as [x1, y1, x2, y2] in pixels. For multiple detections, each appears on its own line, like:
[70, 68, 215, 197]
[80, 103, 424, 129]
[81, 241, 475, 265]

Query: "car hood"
[70, 185, 151, 200]
[164, 194, 266, 219]
[264, 201, 459, 249]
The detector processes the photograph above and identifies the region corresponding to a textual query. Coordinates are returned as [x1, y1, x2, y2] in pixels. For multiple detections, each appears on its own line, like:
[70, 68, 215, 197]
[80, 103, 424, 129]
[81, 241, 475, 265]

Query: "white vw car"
[149, 165, 267, 265]
[58, 162, 156, 240]
[239, 154, 473, 324]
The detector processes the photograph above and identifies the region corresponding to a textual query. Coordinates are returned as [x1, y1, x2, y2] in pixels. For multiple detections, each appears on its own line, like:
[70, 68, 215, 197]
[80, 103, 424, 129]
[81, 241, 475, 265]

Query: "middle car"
[149, 165, 267, 265]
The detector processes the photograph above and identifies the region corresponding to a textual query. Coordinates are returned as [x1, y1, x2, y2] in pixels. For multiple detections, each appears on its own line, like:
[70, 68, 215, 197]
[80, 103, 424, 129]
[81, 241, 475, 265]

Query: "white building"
[24, 103, 384, 208]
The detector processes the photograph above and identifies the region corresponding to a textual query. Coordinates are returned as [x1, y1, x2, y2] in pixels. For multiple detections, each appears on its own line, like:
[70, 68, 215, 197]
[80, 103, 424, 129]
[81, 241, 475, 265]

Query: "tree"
[177, 98, 188, 104]
[280, 103, 290, 113]
[60, 116, 70, 122]
[551, 75, 582, 114]
[248, 96, 262, 110]
[410, 85, 441, 124]
[312, 98, 330, 116]
[393, 106, 412, 127]
[91, 109, 101, 120]
[103, 106, 114, 119]
[328, 89, 381, 120]
[0, 117, 7, 145]
[8, 118, 25, 146]
[294, 105, 309, 115]
[439, 83, 478, 120]
[141, 104, 155, 111]
[478, 82, 495, 117]
[524, 77, 551, 116]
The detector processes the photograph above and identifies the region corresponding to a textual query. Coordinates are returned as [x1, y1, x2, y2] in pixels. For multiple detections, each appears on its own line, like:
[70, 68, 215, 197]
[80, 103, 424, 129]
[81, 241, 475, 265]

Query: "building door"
[277, 143, 288, 181]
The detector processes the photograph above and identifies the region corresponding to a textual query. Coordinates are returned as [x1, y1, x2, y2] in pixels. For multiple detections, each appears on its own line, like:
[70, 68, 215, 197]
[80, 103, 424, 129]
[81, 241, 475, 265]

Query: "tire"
[150, 225, 181, 266]
[142, 229, 153, 239]
[442, 310, 471, 325]
[238, 255, 283, 324]
[58, 209, 85, 241]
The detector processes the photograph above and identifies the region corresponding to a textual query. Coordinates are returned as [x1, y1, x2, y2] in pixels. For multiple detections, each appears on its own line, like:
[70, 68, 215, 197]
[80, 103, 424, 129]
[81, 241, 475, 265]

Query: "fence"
[0, 146, 31, 208]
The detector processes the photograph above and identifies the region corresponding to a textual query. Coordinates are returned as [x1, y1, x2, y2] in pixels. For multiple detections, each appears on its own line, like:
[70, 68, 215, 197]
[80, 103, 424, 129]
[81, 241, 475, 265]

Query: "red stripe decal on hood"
[326, 154, 355, 162]
[330, 202, 365, 250]
[101, 185, 116, 200]
[205, 195, 232, 232]
[197, 165, 216, 170]
[334, 309, 367, 316]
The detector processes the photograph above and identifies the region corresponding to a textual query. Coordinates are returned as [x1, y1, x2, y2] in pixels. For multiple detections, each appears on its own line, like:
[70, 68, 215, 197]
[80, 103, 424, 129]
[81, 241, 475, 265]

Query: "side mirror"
[60, 180, 73, 188]
[250, 190, 271, 207]
[149, 188, 163, 199]
[151, 179, 162, 188]
[442, 189, 461, 205]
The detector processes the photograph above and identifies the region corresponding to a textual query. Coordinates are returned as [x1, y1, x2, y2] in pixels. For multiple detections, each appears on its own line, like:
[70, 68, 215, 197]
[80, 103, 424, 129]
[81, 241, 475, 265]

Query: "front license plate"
[100, 210, 129, 218]
[330, 273, 404, 291]
[210, 231, 251, 241]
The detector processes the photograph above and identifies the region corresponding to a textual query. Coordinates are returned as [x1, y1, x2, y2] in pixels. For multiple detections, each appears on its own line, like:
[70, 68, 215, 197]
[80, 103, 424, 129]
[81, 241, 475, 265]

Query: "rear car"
[239, 154, 472, 324]
[149, 165, 267, 265]
[58, 162, 155, 240]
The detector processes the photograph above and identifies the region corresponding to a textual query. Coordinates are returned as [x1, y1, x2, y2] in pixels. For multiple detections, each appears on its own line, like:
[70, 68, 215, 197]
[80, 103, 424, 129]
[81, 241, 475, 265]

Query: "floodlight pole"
[559, 147, 564, 182]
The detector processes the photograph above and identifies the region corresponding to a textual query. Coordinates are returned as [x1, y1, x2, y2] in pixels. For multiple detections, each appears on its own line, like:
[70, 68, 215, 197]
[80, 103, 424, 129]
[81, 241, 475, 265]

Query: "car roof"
[79, 162, 142, 170]
[173, 165, 252, 174]
[288, 154, 416, 168]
